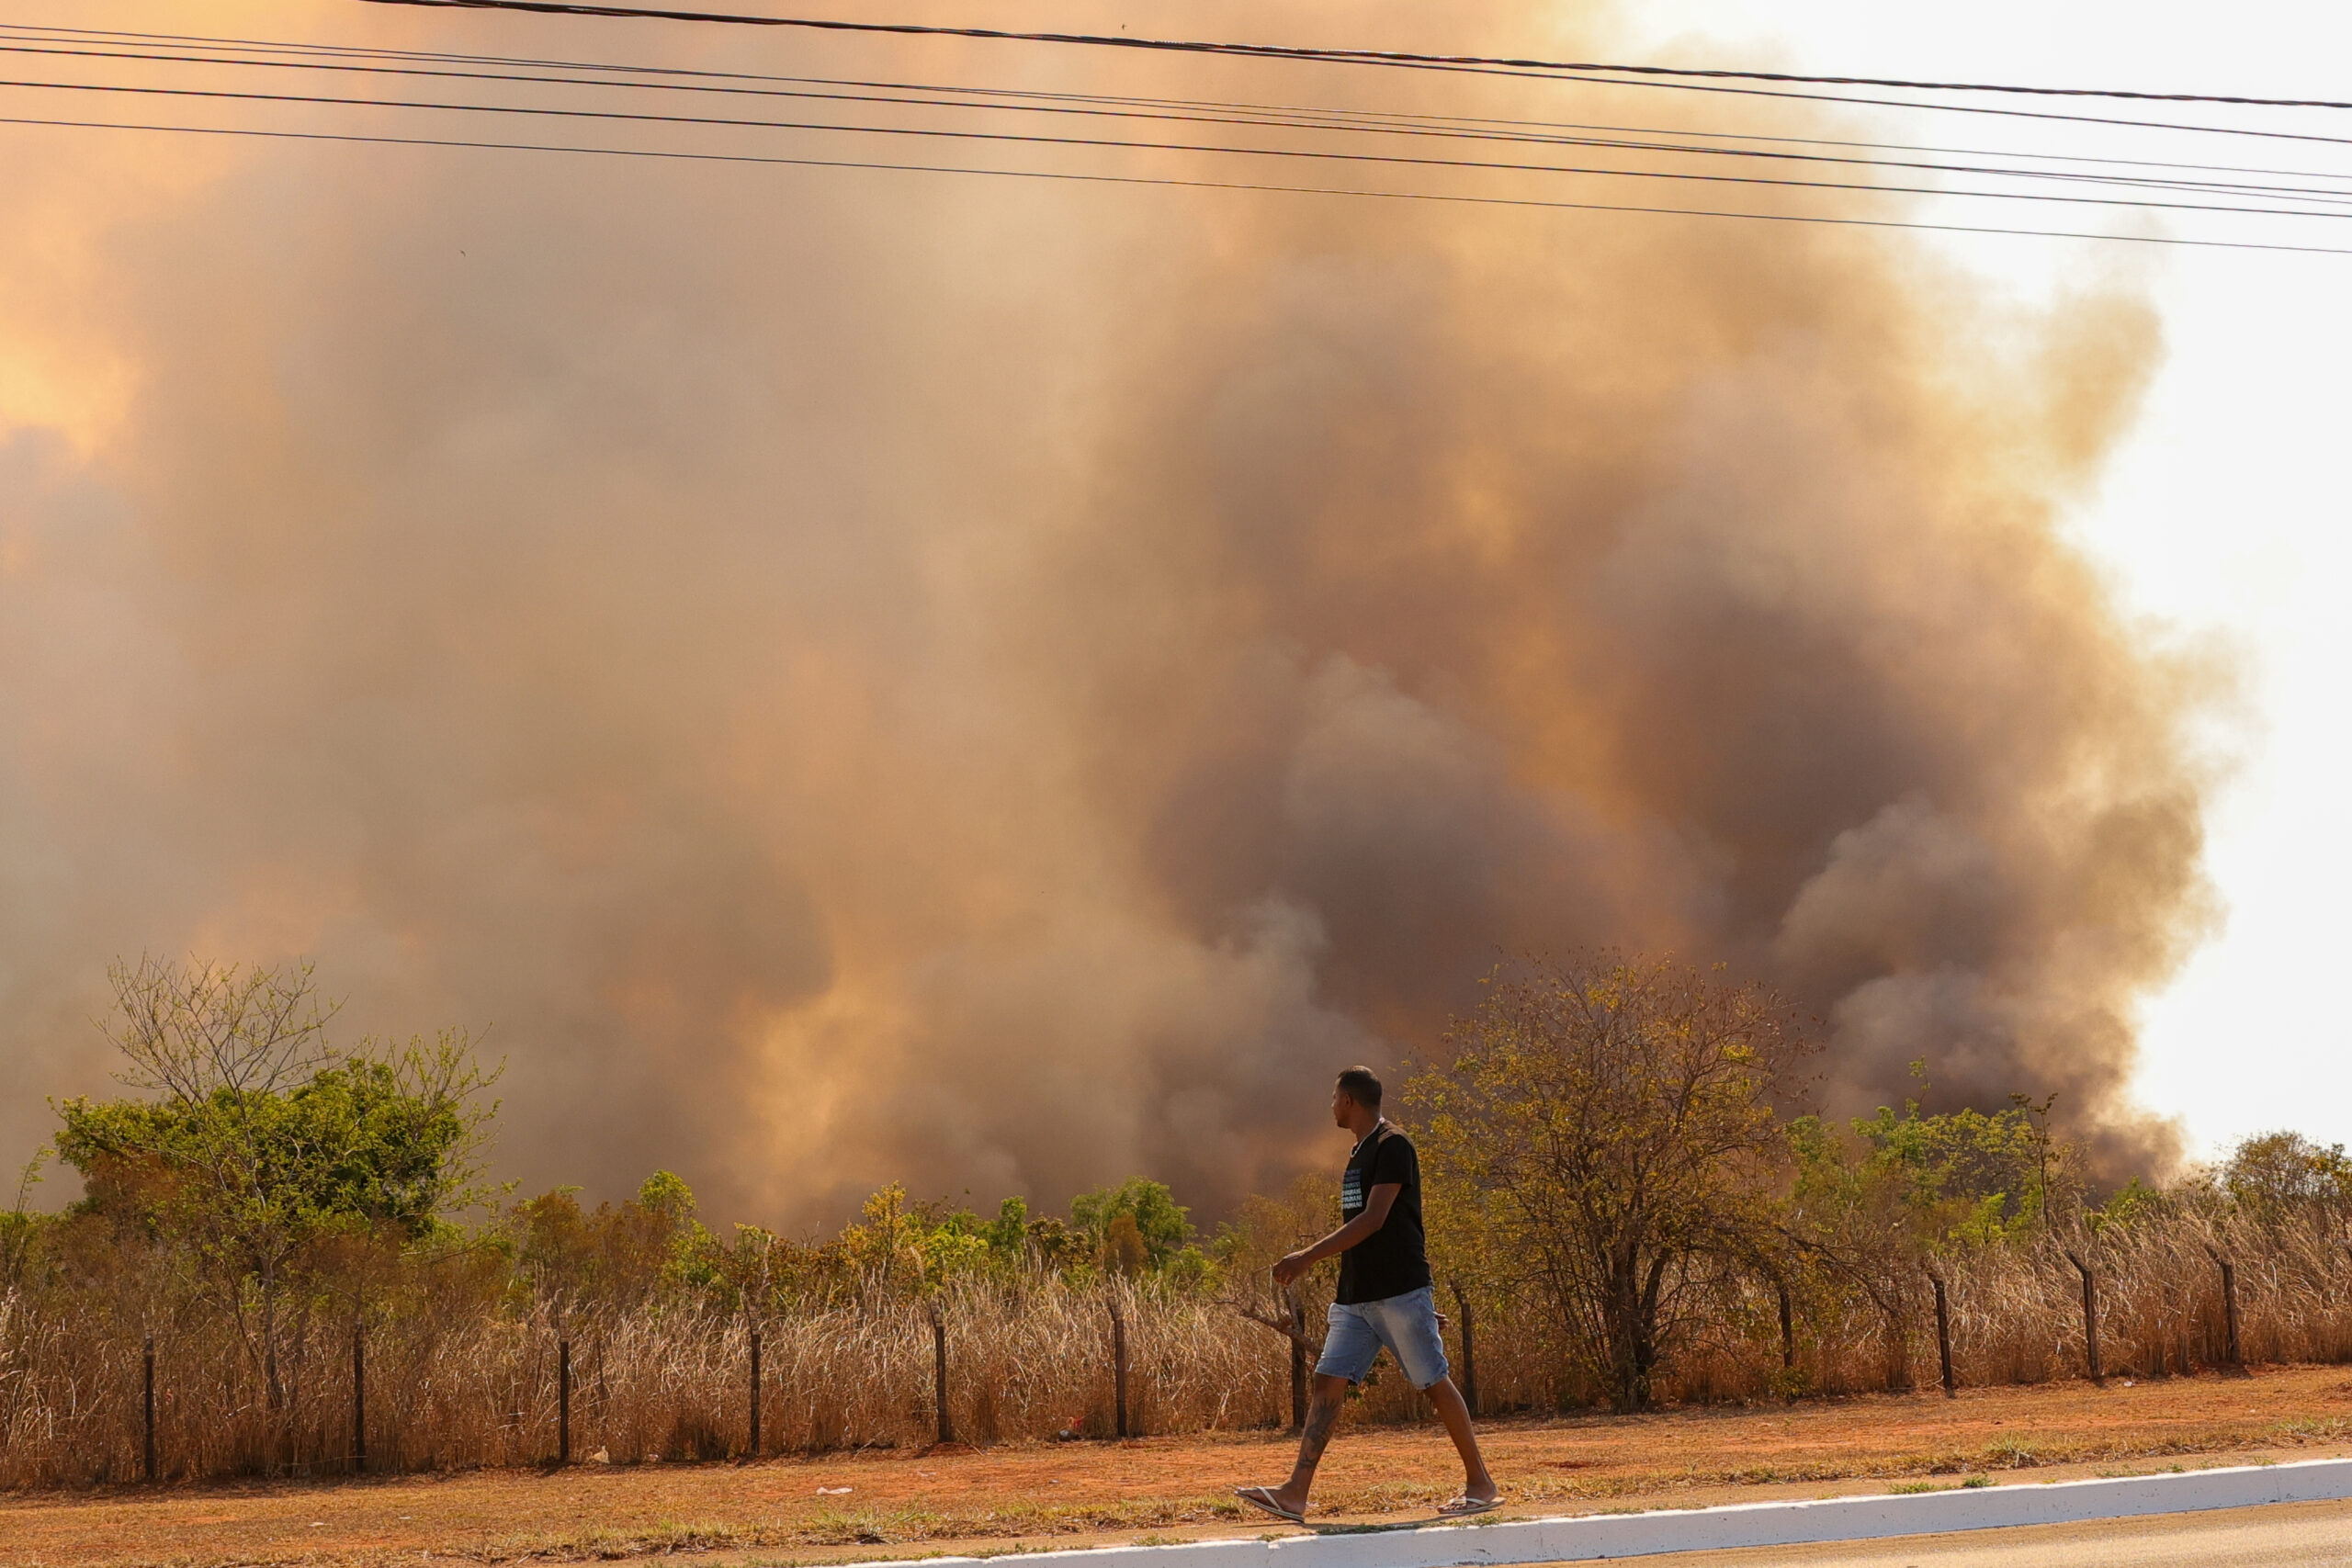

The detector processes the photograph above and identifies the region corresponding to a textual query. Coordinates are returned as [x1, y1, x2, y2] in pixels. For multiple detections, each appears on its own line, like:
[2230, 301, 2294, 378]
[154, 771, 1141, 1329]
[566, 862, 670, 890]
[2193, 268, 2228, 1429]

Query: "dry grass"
[6, 1208, 2350, 1489]
[0, 1276, 1300, 1487]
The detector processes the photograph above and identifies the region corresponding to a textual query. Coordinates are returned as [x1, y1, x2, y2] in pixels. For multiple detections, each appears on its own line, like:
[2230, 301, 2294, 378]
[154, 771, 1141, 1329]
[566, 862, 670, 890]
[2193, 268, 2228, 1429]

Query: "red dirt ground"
[6, 1364, 2349, 1568]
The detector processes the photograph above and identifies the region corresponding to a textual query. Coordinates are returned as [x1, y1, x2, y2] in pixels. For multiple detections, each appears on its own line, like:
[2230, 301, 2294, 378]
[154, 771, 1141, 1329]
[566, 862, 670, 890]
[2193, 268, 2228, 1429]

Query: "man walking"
[1237, 1066, 1499, 1524]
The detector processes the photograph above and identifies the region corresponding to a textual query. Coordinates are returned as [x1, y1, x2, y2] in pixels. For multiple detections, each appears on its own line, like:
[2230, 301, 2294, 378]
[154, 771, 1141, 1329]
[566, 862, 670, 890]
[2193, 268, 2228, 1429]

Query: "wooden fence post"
[928, 1302, 954, 1446]
[1453, 1281, 1478, 1416]
[749, 1325, 763, 1457]
[1928, 1272, 1956, 1398]
[1108, 1295, 1130, 1439]
[2207, 1247, 2243, 1369]
[1287, 1297, 1306, 1433]
[352, 1324, 367, 1472]
[558, 1339, 572, 1465]
[142, 1336, 156, 1483]
[2064, 1251, 2103, 1383]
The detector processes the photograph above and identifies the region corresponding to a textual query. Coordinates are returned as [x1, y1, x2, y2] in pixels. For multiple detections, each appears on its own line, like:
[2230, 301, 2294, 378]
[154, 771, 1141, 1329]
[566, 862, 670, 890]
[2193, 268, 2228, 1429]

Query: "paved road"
[1617, 1497, 2352, 1567]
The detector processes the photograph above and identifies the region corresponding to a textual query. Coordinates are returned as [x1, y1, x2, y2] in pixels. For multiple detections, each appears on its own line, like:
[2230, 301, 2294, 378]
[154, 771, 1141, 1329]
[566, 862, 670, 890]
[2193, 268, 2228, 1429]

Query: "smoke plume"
[0, 1, 2220, 1224]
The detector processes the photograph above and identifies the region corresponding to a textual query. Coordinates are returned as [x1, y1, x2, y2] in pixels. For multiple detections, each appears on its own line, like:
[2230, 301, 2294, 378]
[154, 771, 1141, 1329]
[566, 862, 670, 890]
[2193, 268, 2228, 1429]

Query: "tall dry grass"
[0, 1273, 1299, 1488]
[1652, 1206, 2352, 1404]
[7, 1206, 2352, 1488]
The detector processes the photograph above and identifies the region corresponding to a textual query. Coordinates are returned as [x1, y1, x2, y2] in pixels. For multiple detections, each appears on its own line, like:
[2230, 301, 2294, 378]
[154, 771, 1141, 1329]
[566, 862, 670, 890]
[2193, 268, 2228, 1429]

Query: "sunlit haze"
[1, 0, 2344, 1225]
[1632, 0, 2352, 1161]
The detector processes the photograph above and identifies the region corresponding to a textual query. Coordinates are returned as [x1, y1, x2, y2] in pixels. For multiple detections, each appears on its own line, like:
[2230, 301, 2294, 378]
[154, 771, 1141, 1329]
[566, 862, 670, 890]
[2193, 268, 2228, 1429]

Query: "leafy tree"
[1, 1148, 51, 1292]
[53, 958, 493, 1424]
[513, 1188, 655, 1310]
[833, 1183, 993, 1292]
[515, 1171, 797, 1317]
[2221, 1131, 2352, 1220]
[981, 1196, 1032, 1256]
[2095, 1176, 2169, 1230]
[1838, 1079, 2054, 1247]
[1020, 1213, 1091, 1271]
[1780, 1073, 2076, 1391]
[1408, 954, 1813, 1412]
[1101, 1213, 1148, 1276]
[1070, 1178, 1192, 1268]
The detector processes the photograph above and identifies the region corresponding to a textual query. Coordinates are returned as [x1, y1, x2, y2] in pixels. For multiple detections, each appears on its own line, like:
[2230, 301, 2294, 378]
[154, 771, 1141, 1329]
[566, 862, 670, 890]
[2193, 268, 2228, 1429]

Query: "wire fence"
[6, 1203, 2351, 1488]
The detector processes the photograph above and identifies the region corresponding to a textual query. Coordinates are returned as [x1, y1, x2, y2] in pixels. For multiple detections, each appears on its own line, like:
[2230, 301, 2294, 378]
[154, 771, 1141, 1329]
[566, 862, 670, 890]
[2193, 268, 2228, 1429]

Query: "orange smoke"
[0, 0, 2218, 1223]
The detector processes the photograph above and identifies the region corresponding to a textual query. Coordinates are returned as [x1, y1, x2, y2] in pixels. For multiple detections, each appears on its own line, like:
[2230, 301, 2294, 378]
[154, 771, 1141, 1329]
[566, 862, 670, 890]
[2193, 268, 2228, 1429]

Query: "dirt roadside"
[6, 1365, 2349, 1568]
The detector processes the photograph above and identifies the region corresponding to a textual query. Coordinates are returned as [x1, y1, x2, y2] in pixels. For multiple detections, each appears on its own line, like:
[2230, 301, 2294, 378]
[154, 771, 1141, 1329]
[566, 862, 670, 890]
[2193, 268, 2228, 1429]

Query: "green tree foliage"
[2221, 1131, 2352, 1220]
[1101, 1213, 1148, 1276]
[1069, 1178, 1193, 1268]
[1790, 1075, 2058, 1260]
[497, 1173, 1215, 1318]
[62, 1056, 489, 1242]
[1408, 954, 1814, 1412]
[51, 958, 494, 1418]
[1780, 1082, 2062, 1390]
[512, 1172, 716, 1315]
[0, 1148, 51, 1291]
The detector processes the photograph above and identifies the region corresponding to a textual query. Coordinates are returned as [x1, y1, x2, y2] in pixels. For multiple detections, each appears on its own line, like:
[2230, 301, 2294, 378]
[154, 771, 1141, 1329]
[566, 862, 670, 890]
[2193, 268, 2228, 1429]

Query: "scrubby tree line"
[5, 954, 2351, 1484]
[1417, 955, 2352, 1412]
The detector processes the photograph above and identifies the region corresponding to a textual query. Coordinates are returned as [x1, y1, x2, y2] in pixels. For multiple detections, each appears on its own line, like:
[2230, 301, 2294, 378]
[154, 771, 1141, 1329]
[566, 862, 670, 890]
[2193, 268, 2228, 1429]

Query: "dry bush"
[1629, 1204, 2352, 1404]
[10, 1200, 2352, 1488]
[0, 1270, 1304, 1487]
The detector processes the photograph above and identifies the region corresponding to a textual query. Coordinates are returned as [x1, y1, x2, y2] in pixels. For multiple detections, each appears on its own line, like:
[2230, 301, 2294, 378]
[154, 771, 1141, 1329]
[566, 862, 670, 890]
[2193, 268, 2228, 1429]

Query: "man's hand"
[1269, 1185, 1396, 1292]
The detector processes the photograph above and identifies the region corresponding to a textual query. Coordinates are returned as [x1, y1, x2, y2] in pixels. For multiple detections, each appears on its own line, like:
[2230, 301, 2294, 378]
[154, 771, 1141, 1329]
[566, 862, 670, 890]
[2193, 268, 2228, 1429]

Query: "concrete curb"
[874, 1458, 2352, 1568]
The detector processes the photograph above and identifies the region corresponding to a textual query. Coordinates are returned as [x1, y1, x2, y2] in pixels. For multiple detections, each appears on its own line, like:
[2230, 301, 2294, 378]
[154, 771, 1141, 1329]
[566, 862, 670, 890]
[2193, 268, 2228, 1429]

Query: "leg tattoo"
[1295, 1390, 1340, 1471]
[1269, 1377, 1350, 1509]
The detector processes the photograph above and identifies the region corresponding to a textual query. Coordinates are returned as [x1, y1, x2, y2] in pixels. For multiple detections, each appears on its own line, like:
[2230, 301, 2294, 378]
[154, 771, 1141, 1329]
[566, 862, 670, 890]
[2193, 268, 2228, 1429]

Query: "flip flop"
[1235, 1485, 1306, 1525]
[1438, 1495, 1502, 1517]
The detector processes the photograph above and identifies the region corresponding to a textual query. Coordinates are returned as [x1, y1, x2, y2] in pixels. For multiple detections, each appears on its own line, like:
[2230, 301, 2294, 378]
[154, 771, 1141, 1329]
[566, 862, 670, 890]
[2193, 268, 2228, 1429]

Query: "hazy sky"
[1633, 0, 2352, 1160]
[0, 0, 2339, 1225]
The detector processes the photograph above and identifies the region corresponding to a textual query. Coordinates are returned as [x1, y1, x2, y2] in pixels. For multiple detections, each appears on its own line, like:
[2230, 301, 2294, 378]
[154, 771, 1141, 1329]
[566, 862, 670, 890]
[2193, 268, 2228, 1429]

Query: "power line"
[321, 7, 2352, 156]
[356, 0, 2352, 112]
[19, 19, 2352, 152]
[7, 31, 2349, 205]
[8, 111, 2346, 255]
[6, 74, 2347, 220]
[2, 20, 2343, 254]
[7, 44, 2346, 208]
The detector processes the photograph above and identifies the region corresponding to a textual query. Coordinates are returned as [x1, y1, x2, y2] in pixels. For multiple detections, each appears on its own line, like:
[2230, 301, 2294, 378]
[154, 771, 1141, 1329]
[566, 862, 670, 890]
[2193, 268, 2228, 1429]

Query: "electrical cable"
[5, 75, 2346, 220]
[7, 33, 2350, 205]
[354, 0, 2352, 112]
[17, 20, 2352, 154]
[4, 19, 2345, 254]
[8, 110, 2346, 255]
[21, 14, 2352, 154]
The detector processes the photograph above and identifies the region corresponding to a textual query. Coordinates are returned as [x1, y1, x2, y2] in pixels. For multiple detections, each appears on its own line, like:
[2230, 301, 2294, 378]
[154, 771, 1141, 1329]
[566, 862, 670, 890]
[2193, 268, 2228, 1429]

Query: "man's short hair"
[1336, 1066, 1383, 1109]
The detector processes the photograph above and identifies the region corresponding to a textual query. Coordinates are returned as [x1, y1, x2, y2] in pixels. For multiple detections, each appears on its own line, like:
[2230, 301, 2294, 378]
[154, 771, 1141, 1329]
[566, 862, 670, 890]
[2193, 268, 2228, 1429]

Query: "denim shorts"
[1315, 1285, 1450, 1390]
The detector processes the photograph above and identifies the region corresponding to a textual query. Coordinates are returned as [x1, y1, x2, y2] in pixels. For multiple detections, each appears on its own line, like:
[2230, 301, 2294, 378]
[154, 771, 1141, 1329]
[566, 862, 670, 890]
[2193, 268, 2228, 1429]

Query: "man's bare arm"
[1272, 1183, 1399, 1286]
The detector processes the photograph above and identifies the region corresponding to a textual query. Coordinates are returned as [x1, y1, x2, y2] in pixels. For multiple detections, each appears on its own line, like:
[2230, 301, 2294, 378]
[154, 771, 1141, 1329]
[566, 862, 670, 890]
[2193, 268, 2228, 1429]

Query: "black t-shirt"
[1335, 1122, 1431, 1305]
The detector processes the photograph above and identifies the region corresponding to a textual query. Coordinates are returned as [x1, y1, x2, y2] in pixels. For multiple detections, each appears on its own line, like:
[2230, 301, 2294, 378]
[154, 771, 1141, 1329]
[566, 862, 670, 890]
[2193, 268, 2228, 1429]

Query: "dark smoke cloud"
[0, 2, 2218, 1224]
